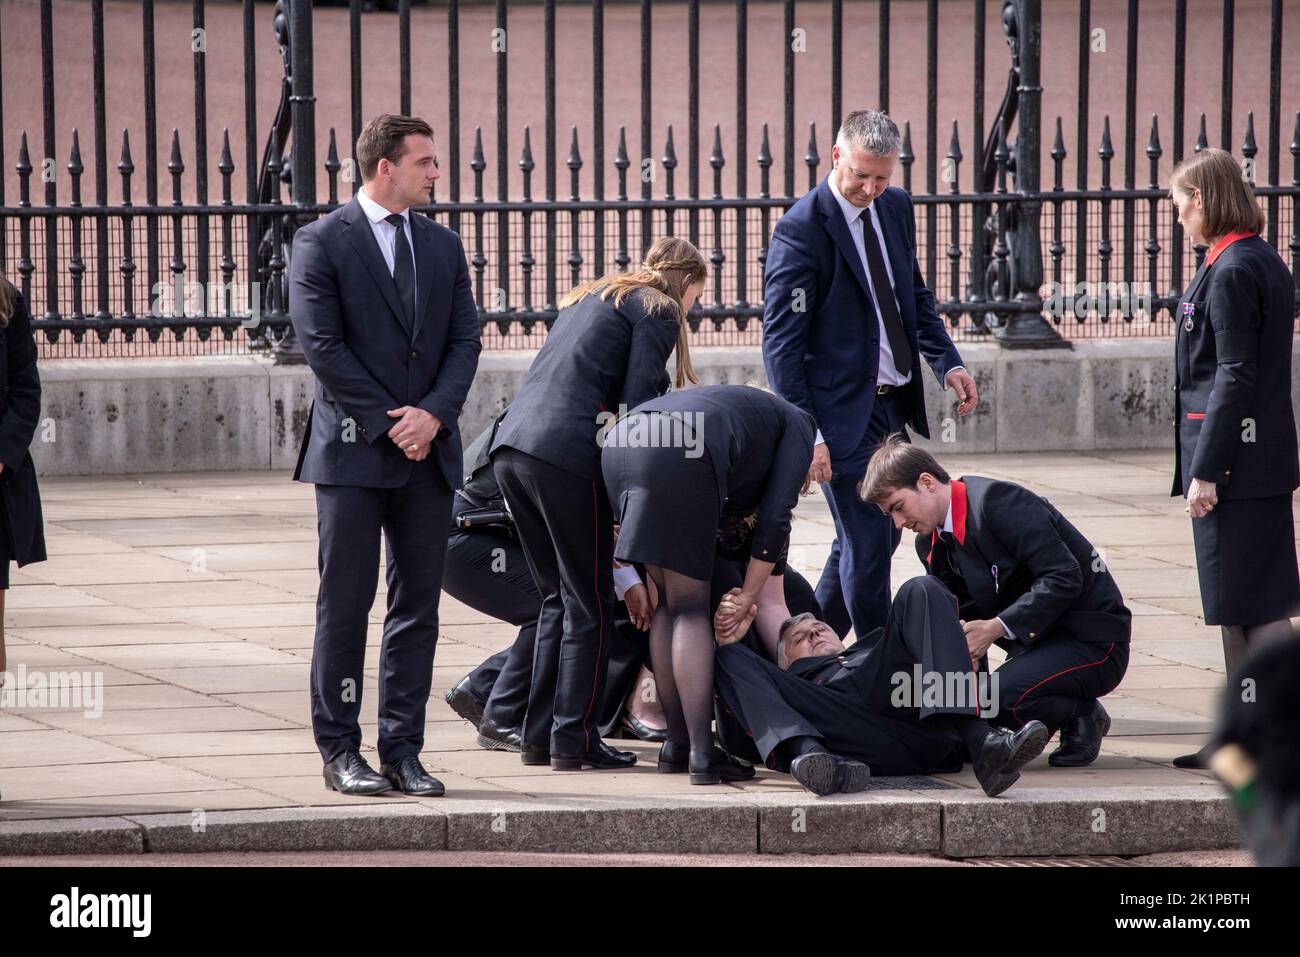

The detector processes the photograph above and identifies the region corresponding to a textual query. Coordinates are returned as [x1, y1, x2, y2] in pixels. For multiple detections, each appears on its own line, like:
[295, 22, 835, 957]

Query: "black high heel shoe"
[688, 746, 756, 785]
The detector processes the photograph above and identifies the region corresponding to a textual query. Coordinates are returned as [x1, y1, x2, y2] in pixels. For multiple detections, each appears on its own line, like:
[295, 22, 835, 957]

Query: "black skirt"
[1192, 492, 1300, 625]
[602, 413, 721, 580]
[0, 491, 11, 589]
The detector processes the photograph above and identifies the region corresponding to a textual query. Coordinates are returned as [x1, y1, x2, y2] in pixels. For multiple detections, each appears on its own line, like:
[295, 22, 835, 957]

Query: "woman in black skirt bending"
[490, 237, 707, 770]
[1168, 147, 1300, 768]
[602, 385, 815, 783]
[0, 274, 49, 694]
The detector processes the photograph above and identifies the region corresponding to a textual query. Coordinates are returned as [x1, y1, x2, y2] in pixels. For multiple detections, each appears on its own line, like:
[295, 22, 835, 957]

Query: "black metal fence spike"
[1146, 114, 1162, 159]
[520, 126, 535, 171]
[218, 128, 234, 174]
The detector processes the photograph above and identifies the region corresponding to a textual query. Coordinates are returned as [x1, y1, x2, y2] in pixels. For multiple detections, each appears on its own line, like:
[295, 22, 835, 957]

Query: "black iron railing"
[1, 0, 1297, 360]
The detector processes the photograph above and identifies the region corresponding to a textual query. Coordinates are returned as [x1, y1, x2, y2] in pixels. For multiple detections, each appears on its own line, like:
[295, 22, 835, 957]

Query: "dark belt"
[876, 383, 901, 395]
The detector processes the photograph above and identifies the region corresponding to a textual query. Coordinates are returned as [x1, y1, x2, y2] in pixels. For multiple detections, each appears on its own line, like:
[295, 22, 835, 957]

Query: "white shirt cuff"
[814, 429, 825, 446]
[942, 365, 966, 390]
[613, 564, 643, 601]
[996, 616, 1014, 640]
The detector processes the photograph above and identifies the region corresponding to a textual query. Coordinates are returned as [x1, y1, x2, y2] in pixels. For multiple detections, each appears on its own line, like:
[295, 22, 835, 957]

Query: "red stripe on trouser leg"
[1010, 642, 1115, 728]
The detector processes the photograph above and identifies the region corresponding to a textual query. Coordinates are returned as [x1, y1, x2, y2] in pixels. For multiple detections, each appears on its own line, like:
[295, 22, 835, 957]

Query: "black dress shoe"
[622, 713, 669, 743]
[790, 751, 872, 797]
[971, 720, 1050, 797]
[380, 755, 446, 797]
[1172, 743, 1214, 769]
[1049, 700, 1111, 767]
[551, 740, 638, 771]
[444, 676, 486, 726]
[520, 743, 551, 766]
[657, 739, 689, 773]
[476, 717, 523, 753]
[688, 746, 756, 785]
[323, 750, 392, 796]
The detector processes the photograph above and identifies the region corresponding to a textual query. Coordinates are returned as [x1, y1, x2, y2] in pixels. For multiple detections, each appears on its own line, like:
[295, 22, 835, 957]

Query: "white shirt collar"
[357, 185, 409, 228]
[942, 498, 954, 536]
[827, 173, 871, 227]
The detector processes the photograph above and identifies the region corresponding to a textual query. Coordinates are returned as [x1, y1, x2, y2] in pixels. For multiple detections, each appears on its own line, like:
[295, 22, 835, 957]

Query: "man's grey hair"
[775, 612, 819, 670]
[835, 110, 901, 157]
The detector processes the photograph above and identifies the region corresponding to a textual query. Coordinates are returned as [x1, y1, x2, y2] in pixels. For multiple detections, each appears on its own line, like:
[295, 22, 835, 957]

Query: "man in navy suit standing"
[290, 114, 481, 796]
[762, 110, 978, 642]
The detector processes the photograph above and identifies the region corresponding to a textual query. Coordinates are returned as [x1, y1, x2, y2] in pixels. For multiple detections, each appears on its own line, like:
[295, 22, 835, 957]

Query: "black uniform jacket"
[915, 477, 1131, 651]
[0, 287, 47, 567]
[492, 287, 679, 481]
[1172, 233, 1299, 500]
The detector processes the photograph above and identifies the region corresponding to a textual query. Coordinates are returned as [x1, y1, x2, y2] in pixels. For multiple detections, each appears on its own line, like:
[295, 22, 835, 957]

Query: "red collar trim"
[928, 480, 967, 562]
[1206, 231, 1255, 267]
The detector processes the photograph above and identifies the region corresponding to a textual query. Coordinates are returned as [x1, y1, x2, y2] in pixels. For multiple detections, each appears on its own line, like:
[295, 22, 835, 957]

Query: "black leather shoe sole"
[790, 753, 872, 797]
[443, 683, 486, 726]
[477, 731, 522, 753]
[1006, 721, 1051, 774]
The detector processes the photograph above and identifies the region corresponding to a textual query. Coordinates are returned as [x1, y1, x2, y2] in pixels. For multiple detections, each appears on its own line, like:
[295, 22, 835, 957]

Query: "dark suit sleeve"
[618, 302, 679, 411]
[1189, 263, 1259, 486]
[902, 192, 964, 384]
[979, 483, 1083, 641]
[750, 409, 815, 562]
[417, 231, 483, 428]
[761, 222, 821, 430]
[289, 225, 401, 445]
[0, 290, 42, 472]
[915, 535, 981, 621]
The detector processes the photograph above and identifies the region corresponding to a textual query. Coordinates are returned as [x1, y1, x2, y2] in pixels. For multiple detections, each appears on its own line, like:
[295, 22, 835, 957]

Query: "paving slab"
[0, 458, 1262, 858]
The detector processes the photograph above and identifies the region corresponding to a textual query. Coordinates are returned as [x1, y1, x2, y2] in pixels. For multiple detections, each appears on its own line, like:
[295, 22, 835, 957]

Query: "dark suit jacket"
[290, 196, 482, 491]
[491, 288, 678, 481]
[623, 385, 815, 561]
[1172, 234, 1299, 500]
[762, 178, 964, 457]
[0, 286, 47, 567]
[915, 477, 1131, 650]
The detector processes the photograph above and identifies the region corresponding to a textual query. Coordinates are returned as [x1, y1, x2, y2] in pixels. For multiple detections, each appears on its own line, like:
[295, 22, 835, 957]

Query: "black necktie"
[860, 207, 912, 376]
[385, 212, 416, 328]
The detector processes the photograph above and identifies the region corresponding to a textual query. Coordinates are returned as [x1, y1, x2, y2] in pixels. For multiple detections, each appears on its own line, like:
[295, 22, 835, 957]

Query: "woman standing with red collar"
[1169, 148, 1300, 769]
[0, 274, 48, 702]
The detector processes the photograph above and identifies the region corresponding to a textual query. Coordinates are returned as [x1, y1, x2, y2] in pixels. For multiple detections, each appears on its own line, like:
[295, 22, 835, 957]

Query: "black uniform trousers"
[714, 577, 968, 776]
[309, 467, 453, 764]
[990, 635, 1128, 733]
[492, 447, 615, 754]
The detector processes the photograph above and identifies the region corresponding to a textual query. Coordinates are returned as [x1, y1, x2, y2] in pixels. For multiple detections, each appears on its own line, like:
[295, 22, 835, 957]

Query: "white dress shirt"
[357, 186, 418, 313]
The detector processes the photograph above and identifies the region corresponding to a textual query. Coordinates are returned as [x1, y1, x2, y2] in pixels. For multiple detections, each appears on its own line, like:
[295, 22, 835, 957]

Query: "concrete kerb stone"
[738, 790, 944, 855]
[435, 797, 758, 854]
[937, 786, 1241, 858]
[0, 816, 145, 856]
[0, 789, 1246, 857]
[126, 804, 447, 853]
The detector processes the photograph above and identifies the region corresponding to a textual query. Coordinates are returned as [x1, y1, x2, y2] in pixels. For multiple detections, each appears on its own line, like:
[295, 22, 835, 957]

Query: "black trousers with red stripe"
[492, 447, 615, 754]
[991, 636, 1129, 733]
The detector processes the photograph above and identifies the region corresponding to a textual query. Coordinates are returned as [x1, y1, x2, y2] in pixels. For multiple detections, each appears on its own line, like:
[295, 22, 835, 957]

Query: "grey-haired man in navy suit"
[290, 114, 481, 796]
[762, 110, 979, 644]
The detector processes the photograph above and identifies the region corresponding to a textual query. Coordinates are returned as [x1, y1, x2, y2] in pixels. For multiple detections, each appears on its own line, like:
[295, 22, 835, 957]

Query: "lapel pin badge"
[1182, 302, 1196, 332]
